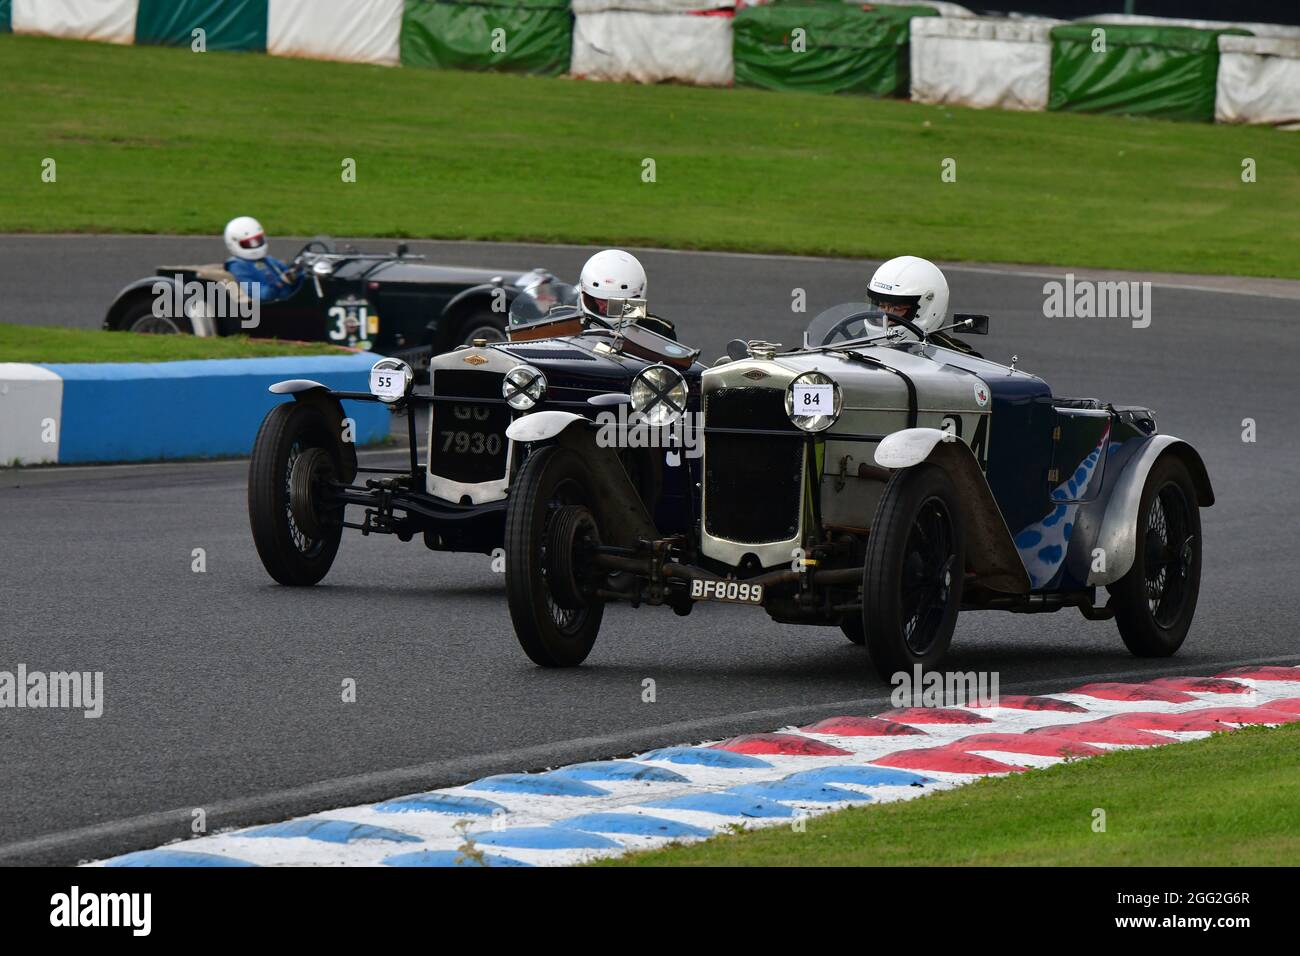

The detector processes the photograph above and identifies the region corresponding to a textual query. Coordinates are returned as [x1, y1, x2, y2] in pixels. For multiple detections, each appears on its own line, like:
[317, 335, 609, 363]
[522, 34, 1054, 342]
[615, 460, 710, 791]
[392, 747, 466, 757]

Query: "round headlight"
[630, 364, 688, 427]
[785, 370, 841, 433]
[368, 357, 413, 404]
[503, 364, 546, 410]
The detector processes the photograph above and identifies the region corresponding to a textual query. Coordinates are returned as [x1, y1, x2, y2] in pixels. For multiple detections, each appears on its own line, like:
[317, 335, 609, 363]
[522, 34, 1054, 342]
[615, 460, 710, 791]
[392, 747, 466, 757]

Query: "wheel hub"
[289, 447, 338, 541]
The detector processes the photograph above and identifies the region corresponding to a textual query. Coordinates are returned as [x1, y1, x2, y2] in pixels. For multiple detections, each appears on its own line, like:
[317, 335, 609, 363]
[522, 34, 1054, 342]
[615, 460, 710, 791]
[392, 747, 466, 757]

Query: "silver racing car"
[501, 302, 1213, 679]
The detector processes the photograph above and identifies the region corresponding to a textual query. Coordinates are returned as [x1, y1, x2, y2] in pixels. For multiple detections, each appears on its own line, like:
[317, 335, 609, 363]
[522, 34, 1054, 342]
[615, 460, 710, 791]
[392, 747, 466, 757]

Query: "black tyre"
[248, 402, 345, 586]
[455, 305, 507, 345]
[1107, 455, 1202, 657]
[504, 446, 605, 667]
[112, 294, 194, 335]
[861, 464, 965, 680]
[839, 616, 866, 645]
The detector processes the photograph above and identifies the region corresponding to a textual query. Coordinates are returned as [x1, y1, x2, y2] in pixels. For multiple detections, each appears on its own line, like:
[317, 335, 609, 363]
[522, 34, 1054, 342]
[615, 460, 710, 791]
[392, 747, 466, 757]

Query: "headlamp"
[503, 364, 546, 410]
[785, 370, 841, 433]
[368, 358, 414, 404]
[630, 364, 688, 427]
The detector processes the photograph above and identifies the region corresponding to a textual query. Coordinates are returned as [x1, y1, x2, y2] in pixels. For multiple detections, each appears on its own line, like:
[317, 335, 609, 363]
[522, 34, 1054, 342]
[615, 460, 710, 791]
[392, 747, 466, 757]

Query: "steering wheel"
[822, 309, 926, 346]
[296, 236, 337, 257]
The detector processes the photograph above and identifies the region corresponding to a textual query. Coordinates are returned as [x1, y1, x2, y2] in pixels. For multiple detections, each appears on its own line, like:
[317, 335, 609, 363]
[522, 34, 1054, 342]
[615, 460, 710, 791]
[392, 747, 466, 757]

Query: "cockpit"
[505, 274, 698, 369]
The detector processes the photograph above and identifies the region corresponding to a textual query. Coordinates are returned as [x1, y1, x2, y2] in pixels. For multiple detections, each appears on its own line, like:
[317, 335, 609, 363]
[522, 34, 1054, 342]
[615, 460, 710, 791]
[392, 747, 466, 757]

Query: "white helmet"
[867, 256, 949, 336]
[578, 249, 647, 321]
[224, 216, 269, 261]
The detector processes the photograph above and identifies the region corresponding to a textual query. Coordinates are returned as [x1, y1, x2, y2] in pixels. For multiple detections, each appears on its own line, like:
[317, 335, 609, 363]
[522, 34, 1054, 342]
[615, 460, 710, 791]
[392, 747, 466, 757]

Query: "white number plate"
[369, 368, 405, 400]
[793, 383, 833, 413]
[690, 579, 764, 605]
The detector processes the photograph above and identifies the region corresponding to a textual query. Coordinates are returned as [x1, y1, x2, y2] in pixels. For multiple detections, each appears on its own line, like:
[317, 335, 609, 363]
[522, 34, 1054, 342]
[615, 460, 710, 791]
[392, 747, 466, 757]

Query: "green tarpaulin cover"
[1049, 23, 1250, 122]
[734, 2, 937, 96]
[401, 0, 571, 76]
[1, 1, 11, 34]
[135, 0, 268, 52]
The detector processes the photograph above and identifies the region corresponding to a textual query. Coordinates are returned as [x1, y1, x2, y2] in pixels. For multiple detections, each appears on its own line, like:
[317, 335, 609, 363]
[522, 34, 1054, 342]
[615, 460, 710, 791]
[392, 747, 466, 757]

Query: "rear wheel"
[861, 464, 965, 681]
[113, 294, 194, 335]
[455, 306, 507, 345]
[1107, 456, 1202, 657]
[504, 446, 605, 666]
[248, 402, 344, 586]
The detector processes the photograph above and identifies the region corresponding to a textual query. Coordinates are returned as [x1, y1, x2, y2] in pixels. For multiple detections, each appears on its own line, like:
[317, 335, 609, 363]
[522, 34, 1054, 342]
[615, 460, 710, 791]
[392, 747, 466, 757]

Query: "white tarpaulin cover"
[572, 0, 731, 12]
[1216, 35, 1300, 127]
[571, 11, 734, 86]
[845, 0, 974, 17]
[909, 16, 1058, 112]
[11, 0, 137, 44]
[268, 0, 404, 66]
[1082, 13, 1300, 42]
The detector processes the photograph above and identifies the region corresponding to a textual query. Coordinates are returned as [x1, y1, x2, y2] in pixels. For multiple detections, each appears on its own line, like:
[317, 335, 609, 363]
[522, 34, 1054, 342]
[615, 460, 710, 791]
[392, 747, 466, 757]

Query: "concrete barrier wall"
[0, 354, 389, 465]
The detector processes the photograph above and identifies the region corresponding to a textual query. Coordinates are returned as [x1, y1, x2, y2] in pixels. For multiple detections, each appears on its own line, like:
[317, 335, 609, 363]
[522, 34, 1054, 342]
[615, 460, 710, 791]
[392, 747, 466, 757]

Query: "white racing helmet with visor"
[866, 255, 949, 337]
[578, 249, 647, 322]
[224, 216, 270, 261]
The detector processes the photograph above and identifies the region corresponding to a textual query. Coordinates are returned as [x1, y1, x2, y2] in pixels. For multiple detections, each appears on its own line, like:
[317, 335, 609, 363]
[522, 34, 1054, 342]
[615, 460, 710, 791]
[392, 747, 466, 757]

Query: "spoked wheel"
[504, 446, 606, 666]
[1108, 456, 1202, 656]
[114, 296, 194, 335]
[861, 464, 965, 681]
[248, 402, 345, 585]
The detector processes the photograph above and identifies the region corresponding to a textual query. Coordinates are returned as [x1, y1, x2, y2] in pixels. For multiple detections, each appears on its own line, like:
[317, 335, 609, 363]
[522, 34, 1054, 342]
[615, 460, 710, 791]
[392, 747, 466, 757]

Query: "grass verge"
[0, 322, 348, 363]
[598, 724, 1300, 866]
[1, 35, 1298, 277]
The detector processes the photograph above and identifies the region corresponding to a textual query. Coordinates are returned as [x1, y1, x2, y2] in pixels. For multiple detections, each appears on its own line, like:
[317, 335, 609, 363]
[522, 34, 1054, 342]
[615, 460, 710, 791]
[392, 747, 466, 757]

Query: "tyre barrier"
[0, 354, 389, 465]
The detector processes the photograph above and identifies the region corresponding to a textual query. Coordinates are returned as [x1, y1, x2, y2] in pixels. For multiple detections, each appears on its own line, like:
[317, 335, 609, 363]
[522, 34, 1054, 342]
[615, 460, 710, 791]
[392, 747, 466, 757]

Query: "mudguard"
[555, 425, 660, 548]
[435, 283, 519, 338]
[876, 427, 1030, 594]
[443, 282, 510, 318]
[268, 383, 358, 485]
[103, 275, 221, 337]
[505, 411, 589, 443]
[507, 410, 658, 546]
[1084, 436, 1213, 587]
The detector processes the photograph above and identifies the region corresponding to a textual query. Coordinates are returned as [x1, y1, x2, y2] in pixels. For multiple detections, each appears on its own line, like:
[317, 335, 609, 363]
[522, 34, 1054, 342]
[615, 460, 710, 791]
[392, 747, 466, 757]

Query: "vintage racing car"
[502, 303, 1214, 678]
[245, 282, 705, 591]
[104, 237, 557, 367]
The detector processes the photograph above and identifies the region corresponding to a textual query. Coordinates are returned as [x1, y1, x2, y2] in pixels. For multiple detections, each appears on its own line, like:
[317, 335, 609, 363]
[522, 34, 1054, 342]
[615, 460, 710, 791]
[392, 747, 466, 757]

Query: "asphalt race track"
[2, 236, 1299, 865]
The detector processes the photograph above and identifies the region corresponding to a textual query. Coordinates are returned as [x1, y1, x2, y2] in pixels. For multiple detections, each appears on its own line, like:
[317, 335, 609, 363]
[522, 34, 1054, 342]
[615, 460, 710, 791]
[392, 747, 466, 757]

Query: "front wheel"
[1107, 455, 1202, 657]
[861, 464, 965, 681]
[503, 446, 605, 667]
[248, 402, 344, 586]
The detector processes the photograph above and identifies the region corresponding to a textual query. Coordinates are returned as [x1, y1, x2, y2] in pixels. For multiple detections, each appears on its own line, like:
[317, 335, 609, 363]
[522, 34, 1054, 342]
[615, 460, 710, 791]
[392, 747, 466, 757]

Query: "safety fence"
[2, 0, 1297, 127]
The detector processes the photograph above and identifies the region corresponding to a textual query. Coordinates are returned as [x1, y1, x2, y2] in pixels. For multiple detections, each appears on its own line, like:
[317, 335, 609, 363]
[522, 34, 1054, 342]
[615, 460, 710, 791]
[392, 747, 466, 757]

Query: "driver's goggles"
[238, 233, 267, 249]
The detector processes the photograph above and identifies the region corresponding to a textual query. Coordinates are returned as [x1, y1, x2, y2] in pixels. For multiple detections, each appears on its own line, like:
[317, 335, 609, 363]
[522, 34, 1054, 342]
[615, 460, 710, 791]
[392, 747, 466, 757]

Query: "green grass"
[599, 724, 1300, 866]
[0, 322, 348, 363]
[1, 35, 1298, 277]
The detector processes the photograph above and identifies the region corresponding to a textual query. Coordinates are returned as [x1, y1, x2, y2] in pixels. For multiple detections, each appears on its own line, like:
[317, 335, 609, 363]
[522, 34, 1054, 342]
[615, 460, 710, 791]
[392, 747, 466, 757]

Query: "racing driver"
[223, 216, 302, 303]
